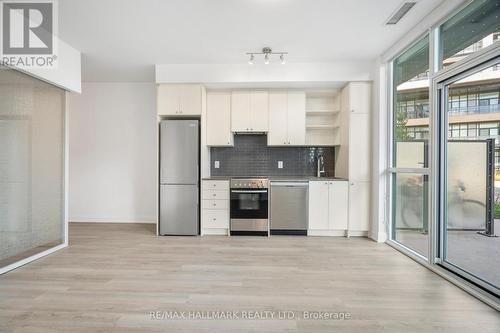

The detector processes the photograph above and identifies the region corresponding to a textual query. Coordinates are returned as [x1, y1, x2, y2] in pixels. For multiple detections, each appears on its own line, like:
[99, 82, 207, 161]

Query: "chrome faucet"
[316, 155, 325, 178]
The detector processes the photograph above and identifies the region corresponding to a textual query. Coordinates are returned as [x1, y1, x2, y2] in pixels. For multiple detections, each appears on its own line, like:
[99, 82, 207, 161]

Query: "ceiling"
[58, 0, 444, 82]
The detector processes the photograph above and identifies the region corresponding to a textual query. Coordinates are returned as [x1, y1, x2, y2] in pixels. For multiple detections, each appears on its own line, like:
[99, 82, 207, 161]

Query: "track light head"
[264, 53, 270, 65]
[246, 47, 287, 65]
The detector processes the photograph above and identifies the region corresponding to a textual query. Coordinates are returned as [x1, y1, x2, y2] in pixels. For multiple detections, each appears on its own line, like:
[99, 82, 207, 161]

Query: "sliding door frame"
[0, 86, 69, 275]
[432, 45, 500, 296]
[386, 30, 432, 263]
[386, 22, 500, 307]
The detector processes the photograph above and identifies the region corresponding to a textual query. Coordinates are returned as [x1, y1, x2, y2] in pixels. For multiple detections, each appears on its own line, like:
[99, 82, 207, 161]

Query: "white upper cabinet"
[206, 93, 233, 146]
[157, 84, 202, 116]
[231, 91, 269, 132]
[347, 82, 371, 114]
[287, 92, 306, 145]
[230, 92, 250, 132]
[268, 93, 288, 145]
[157, 85, 180, 115]
[268, 91, 305, 146]
[250, 91, 269, 132]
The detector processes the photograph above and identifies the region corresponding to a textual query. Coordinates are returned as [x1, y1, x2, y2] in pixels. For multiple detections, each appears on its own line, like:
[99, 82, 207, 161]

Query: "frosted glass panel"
[442, 61, 500, 294]
[392, 173, 429, 257]
[0, 68, 64, 268]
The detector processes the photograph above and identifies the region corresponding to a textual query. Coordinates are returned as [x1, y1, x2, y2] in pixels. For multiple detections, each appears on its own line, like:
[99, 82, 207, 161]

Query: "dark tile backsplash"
[210, 135, 335, 177]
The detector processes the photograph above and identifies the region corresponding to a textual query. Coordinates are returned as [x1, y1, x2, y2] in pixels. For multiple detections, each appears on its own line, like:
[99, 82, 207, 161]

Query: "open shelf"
[306, 110, 340, 116]
[304, 90, 341, 146]
[306, 124, 338, 130]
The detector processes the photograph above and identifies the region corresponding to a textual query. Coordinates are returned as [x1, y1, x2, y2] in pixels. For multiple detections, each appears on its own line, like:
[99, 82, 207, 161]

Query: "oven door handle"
[231, 190, 268, 193]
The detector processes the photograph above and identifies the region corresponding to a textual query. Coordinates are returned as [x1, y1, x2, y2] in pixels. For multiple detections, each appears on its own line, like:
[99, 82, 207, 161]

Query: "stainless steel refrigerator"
[159, 120, 199, 235]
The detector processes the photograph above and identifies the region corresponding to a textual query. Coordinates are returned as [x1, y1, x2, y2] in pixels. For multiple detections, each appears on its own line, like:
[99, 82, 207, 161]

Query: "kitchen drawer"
[202, 190, 229, 200]
[202, 209, 229, 229]
[202, 199, 229, 210]
[202, 180, 229, 190]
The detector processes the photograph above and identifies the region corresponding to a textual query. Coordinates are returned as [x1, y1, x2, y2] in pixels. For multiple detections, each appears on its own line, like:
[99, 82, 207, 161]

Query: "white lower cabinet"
[308, 181, 330, 230]
[308, 180, 348, 236]
[202, 210, 229, 229]
[348, 180, 370, 233]
[201, 180, 230, 235]
[329, 181, 348, 230]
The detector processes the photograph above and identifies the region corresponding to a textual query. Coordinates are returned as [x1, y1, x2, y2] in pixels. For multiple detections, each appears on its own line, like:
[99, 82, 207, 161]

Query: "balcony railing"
[448, 104, 500, 115]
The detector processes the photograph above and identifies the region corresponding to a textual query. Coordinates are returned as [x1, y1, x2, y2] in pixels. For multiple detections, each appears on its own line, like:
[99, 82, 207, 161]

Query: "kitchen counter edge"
[202, 177, 347, 181]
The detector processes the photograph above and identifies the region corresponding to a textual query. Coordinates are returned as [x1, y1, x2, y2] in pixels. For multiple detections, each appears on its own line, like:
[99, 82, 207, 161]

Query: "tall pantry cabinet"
[335, 82, 371, 236]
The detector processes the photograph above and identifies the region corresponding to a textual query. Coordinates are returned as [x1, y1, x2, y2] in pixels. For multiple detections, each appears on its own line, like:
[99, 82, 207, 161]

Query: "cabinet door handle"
[213, 218, 217, 221]
[213, 203, 217, 206]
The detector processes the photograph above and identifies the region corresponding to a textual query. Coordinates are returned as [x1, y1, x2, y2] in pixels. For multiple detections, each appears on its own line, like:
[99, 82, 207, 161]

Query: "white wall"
[156, 61, 373, 84]
[68, 83, 157, 223]
[16, 39, 82, 93]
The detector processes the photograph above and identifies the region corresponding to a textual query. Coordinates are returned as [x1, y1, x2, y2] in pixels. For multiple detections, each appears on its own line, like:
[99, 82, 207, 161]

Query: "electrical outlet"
[214, 161, 220, 169]
[278, 161, 283, 169]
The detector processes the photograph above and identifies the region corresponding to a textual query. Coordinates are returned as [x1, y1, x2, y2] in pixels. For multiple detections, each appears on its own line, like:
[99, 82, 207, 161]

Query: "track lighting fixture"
[246, 47, 288, 65]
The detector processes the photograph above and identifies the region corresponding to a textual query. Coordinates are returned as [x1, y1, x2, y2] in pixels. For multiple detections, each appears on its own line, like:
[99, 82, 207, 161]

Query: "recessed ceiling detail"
[246, 47, 288, 65]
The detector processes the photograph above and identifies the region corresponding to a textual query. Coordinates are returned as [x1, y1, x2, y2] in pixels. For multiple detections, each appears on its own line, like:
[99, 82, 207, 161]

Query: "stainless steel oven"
[230, 178, 269, 236]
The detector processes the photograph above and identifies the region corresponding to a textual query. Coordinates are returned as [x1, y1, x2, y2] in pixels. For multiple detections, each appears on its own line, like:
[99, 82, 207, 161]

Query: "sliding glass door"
[390, 35, 430, 258]
[0, 67, 65, 270]
[437, 58, 500, 295]
[388, 0, 500, 299]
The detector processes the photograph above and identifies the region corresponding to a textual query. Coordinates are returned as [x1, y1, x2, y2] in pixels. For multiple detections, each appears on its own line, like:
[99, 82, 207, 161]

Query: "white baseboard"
[70, 217, 156, 224]
[307, 230, 368, 237]
[201, 228, 229, 236]
[308, 230, 348, 237]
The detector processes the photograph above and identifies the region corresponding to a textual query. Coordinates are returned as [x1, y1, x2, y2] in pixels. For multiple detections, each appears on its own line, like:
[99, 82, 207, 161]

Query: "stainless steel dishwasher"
[270, 181, 308, 235]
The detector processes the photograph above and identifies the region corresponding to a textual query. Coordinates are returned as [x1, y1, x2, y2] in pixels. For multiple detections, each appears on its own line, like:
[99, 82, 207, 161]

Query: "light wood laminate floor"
[0, 223, 498, 333]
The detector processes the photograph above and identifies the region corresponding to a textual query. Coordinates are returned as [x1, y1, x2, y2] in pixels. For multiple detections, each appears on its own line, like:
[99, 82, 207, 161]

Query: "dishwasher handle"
[270, 181, 309, 187]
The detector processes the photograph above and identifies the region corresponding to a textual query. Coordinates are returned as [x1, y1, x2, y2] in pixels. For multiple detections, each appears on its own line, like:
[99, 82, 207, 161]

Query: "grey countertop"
[202, 176, 347, 181]
[269, 176, 347, 182]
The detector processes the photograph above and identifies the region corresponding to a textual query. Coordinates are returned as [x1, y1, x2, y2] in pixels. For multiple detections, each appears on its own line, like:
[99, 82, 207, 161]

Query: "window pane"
[0, 68, 64, 268]
[440, 0, 500, 69]
[443, 60, 500, 293]
[392, 173, 429, 257]
[393, 35, 429, 168]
